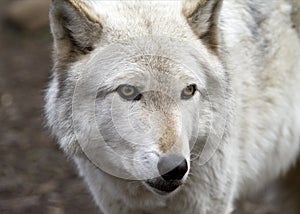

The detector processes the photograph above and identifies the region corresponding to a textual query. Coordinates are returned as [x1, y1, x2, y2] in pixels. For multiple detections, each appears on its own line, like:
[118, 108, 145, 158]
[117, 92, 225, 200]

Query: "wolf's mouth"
[146, 178, 182, 194]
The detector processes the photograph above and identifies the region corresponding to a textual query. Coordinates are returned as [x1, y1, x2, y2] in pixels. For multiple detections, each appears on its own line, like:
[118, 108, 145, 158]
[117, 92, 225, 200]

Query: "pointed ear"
[49, 0, 102, 62]
[183, 0, 223, 53]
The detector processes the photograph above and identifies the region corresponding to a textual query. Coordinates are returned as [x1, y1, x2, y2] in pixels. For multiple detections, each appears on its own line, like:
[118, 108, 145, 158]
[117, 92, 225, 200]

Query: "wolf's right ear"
[50, 0, 102, 62]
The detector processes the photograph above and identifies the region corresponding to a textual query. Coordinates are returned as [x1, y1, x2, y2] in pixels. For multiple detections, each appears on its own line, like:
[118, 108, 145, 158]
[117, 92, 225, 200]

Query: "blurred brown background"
[0, 0, 299, 214]
[0, 0, 98, 213]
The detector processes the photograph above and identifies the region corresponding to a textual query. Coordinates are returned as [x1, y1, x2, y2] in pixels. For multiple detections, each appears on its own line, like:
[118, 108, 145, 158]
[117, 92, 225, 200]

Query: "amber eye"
[117, 84, 142, 101]
[181, 84, 197, 100]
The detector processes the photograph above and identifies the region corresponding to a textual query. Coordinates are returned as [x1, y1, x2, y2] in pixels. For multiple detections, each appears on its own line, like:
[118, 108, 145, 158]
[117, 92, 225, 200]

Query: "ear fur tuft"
[183, 0, 223, 53]
[50, 0, 102, 63]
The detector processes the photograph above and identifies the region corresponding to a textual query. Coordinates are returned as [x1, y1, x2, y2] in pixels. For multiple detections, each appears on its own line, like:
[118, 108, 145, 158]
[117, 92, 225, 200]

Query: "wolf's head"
[46, 0, 230, 195]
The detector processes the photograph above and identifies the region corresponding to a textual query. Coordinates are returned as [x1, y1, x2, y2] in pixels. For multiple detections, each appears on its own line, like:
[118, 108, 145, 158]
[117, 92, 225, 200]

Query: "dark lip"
[146, 178, 182, 194]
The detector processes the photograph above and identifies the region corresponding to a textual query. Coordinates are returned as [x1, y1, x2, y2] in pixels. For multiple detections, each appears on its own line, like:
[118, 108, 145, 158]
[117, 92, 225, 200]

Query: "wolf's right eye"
[117, 85, 142, 101]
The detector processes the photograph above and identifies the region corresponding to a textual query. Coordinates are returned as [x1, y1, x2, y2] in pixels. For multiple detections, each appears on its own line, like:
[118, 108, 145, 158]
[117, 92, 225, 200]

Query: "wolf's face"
[47, 0, 229, 195]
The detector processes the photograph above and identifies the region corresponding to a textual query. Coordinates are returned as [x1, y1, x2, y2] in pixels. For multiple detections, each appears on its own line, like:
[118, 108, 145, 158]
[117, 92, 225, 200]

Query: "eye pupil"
[123, 86, 133, 95]
[186, 86, 192, 93]
[181, 84, 196, 100]
[117, 84, 142, 101]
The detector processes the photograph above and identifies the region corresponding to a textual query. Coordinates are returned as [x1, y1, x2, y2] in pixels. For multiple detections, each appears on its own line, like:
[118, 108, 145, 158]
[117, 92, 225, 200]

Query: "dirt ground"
[0, 1, 300, 214]
[0, 1, 98, 213]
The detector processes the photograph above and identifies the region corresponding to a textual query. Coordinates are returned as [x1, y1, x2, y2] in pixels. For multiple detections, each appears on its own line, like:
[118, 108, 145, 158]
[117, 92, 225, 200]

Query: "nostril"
[157, 155, 188, 181]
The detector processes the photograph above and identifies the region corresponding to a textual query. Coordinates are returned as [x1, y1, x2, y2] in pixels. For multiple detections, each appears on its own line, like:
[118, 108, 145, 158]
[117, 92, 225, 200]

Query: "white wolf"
[45, 0, 300, 213]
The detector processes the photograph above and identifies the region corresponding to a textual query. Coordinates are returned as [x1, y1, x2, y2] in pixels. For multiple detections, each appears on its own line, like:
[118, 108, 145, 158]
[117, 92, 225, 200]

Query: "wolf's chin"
[144, 177, 182, 195]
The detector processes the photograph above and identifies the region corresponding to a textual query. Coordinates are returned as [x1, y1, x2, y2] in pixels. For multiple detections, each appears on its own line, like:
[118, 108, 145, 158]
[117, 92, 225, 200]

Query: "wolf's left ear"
[50, 0, 102, 62]
[183, 0, 223, 53]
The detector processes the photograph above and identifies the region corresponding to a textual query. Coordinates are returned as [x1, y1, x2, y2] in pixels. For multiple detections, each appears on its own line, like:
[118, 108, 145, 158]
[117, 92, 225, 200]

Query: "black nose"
[157, 155, 188, 181]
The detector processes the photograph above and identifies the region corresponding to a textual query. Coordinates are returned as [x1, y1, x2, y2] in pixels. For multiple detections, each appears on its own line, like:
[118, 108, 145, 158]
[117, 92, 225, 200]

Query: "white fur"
[46, 0, 300, 213]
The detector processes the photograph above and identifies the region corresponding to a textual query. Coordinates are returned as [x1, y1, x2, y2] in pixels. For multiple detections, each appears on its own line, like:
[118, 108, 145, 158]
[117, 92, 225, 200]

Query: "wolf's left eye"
[181, 84, 197, 100]
[117, 84, 142, 101]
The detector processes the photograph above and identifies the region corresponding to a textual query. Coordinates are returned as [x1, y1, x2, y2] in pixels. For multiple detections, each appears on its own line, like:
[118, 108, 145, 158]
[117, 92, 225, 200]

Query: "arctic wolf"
[45, 0, 300, 213]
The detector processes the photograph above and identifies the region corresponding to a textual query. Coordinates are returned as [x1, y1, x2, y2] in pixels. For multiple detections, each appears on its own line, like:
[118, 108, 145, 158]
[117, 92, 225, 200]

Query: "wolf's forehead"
[117, 55, 198, 84]
[86, 1, 182, 17]
[84, 1, 189, 38]
[134, 55, 178, 74]
[84, 49, 205, 92]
